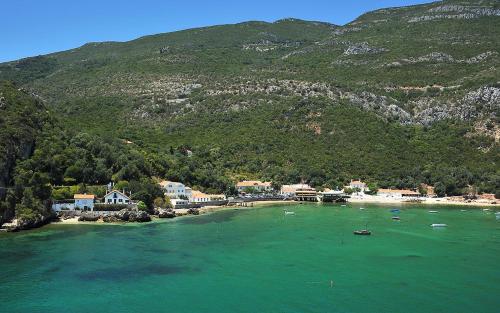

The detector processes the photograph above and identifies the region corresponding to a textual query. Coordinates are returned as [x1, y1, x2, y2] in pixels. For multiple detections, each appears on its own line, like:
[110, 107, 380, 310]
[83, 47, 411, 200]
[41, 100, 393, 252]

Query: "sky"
[1, 0, 433, 62]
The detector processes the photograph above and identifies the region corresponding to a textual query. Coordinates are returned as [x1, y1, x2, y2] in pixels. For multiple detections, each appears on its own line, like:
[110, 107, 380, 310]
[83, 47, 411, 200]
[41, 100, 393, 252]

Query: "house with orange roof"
[189, 190, 226, 203]
[349, 180, 367, 192]
[74, 194, 95, 211]
[236, 180, 273, 194]
[159, 180, 187, 199]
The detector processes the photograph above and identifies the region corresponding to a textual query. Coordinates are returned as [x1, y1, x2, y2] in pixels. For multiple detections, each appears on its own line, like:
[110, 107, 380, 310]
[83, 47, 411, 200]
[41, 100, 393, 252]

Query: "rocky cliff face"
[0, 81, 50, 224]
[3, 211, 55, 232]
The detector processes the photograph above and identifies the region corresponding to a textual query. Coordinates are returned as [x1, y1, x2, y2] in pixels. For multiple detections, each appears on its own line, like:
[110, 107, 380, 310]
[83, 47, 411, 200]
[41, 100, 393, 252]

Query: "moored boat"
[392, 216, 400, 220]
[354, 223, 371, 235]
[431, 223, 447, 227]
[354, 229, 371, 235]
[429, 210, 438, 213]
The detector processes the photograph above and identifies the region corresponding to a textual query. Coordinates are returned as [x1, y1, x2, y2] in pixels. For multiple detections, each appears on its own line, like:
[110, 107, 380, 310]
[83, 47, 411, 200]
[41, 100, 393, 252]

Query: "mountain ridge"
[0, 0, 498, 201]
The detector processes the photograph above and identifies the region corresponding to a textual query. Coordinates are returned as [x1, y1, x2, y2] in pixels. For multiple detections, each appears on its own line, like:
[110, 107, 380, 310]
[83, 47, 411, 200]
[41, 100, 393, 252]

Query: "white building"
[349, 180, 367, 192]
[189, 190, 226, 203]
[171, 199, 189, 209]
[236, 180, 273, 193]
[74, 194, 95, 211]
[159, 181, 187, 199]
[185, 187, 193, 199]
[104, 190, 131, 205]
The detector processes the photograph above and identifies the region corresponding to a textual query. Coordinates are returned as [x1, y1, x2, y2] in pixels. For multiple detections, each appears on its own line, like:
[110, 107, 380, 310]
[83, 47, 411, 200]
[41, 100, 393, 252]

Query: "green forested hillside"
[0, 82, 238, 224]
[0, 0, 498, 205]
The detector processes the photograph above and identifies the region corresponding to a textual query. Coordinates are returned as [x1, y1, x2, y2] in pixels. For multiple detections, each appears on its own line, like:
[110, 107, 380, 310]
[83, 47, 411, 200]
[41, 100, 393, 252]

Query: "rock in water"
[128, 210, 151, 222]
[78, 213, 99, 222]
[102, 215, 121, 223]
[158, 209, 176, 218]
[6, 212, 54, 231]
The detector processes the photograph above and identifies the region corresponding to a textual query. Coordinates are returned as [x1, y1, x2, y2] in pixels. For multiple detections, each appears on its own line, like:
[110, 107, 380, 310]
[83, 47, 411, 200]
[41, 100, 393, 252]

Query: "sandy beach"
[348, 195, 499, 207]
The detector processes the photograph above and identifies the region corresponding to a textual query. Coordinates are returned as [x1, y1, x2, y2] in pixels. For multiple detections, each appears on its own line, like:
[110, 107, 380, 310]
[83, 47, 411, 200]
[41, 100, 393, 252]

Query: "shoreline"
[348, 196, 499, 207]
[5, 198, 498, 232]
[53, 200, 297, 226]
[36, 197, 500, 227]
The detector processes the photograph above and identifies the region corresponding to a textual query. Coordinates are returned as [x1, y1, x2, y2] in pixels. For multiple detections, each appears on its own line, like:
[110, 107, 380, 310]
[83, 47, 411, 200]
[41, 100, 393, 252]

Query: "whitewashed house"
[104, 190, 131, 205]
[159, 181, 187, 199]
[349, 180, 367, 192]
[74, 194, 95, 211]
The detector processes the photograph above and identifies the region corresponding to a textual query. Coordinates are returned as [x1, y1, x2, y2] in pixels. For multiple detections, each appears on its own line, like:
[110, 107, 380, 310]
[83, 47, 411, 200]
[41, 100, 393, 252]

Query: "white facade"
[189, 190, 226, 203]
[236, 181, 273, 193]
[104, 190, 131, 205]
[160, 181, 187, 199]
[75, 199, 94, 210]
[349, 180, 367, 192]
[171, 199, 189, 208]
[185, 187, 193, 200]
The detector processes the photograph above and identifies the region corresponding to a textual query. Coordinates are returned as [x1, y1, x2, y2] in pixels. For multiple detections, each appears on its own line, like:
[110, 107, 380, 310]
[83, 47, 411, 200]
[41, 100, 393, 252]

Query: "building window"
[119, 199, 123, 203]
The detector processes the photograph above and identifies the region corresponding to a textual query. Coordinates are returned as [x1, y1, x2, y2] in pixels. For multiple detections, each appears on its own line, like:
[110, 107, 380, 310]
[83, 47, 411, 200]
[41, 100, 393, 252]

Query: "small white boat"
[359, 207, 365, 210]
[460, 209, 467, 212]
[429, 210, 438, 214]
[483, 209, 490, 212]
[284, 210, 295, 215]
[431, 224, 447, 227]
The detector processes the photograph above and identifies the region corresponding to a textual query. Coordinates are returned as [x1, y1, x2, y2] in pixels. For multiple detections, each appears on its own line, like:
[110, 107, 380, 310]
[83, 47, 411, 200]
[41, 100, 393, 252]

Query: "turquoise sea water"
[1, 203, 500, 313]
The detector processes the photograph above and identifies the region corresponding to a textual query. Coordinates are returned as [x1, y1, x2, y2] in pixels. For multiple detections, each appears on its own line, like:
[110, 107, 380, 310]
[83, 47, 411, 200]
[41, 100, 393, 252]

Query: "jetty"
[317, 190, 350, 203]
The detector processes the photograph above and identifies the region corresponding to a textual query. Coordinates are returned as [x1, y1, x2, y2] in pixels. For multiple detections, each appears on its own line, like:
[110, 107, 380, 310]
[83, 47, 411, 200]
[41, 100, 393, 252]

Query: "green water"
[1, 203, 500, 313]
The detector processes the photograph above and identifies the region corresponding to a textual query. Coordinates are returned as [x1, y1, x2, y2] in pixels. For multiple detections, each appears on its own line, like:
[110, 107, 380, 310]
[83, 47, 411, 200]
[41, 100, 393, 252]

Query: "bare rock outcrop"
[409, 5, 500, 23]
[344, 42, 387, 55]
